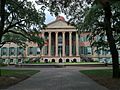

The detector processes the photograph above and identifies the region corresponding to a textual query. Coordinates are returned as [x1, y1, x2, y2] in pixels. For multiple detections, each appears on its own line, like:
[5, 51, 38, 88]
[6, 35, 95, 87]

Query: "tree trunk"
[0, 0, 6, 77]
[102, 1, 119, 78]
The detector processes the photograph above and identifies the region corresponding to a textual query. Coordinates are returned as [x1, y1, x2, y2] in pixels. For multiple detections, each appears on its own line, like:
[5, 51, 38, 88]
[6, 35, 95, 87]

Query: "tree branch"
[4, 19, 25, 33]
[7, 30, 31, 40]
[0, 40, 27, 48]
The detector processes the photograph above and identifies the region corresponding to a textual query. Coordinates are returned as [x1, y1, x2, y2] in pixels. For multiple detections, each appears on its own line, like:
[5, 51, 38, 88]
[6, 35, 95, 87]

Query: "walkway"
[3, 66, 109, 90]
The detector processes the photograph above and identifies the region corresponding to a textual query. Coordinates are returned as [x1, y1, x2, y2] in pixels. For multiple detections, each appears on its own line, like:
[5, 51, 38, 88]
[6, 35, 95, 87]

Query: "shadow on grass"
[80, 69, 120, 90]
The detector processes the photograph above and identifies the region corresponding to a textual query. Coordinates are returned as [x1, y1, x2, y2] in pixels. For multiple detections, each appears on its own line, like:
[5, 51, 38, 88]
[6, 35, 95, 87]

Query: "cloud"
[27, 0, 68, 24]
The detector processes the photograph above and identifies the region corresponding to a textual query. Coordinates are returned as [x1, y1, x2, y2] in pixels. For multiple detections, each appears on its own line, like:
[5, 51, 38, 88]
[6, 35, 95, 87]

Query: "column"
[62, 32, 65, 56]
[41, 32, 44, 56]
[69, 32, 72, 56]
[76, 32, 79, 56]
[55, 32, 58, 56]
[48, 32, 51, 56]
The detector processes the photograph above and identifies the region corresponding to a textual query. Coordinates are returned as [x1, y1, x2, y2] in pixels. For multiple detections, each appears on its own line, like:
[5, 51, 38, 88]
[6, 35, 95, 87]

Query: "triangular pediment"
[46, 20, 75, 29]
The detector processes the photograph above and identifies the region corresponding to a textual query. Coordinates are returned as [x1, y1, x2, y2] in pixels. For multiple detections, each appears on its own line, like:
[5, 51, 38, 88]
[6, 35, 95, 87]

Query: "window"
[18, 59, 21, 62]
[29, 47, 33, 55]
[10, 59, 13, 62]
[17, 47, 23, 55]
[10, 47, 15, 56]
[80, 47, 90, 55]
[72, 46, 76, 55]
[87, 47, 92, 54]
[33, 47, 37, 56]
[2, 59, 5, 62]
[58, 35, 62, 44]
[65, 46, 69, 56]
[44, 46, 48, 55]
[58, 46, 62, 56]
[37, 47, 40, 54]
[80, 36, 89, 42]
[2, 47, 7, 56]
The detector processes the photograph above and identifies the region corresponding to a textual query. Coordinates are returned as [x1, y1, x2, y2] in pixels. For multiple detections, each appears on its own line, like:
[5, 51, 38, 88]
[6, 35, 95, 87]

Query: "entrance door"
[59, 58, 62, 63]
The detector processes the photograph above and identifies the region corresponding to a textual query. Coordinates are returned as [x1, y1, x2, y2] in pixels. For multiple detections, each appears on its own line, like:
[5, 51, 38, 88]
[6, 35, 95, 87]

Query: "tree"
[82, 0, 120, 78]
[0, 0, 45, 45]
[37, 0, 120, 78]
[0, 0, 45, 76]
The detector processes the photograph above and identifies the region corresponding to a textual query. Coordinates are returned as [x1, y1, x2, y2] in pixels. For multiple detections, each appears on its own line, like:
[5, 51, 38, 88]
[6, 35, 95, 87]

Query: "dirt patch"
[0, 76, 28, 89]
[88, 75, 120, 90]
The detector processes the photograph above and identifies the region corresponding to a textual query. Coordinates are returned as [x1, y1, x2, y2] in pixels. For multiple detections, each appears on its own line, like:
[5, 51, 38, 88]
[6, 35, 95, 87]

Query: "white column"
[62, 32, 65, 56]
[55, 32, 58, 56]
[48, 32, 51, 56]
[69, 32, 72, 56]
[76, 32, 79, 56]
[41, 32, 44, 56]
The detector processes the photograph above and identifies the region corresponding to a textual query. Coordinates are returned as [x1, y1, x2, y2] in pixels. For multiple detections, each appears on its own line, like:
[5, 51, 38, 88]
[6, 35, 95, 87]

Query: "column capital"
[48, 32, 51, 34]
[63, 32, 65, 34]
[55, 32, 58, 34]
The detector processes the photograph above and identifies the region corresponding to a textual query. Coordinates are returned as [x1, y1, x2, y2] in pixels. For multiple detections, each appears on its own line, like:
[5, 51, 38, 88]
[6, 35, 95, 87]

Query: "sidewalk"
[2, 67, 109, 90]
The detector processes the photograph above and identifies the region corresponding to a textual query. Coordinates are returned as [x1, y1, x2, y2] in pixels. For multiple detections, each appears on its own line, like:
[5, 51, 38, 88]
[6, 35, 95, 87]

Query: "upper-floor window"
[58, 35, 62, 44]
[80, 36, 88, 42]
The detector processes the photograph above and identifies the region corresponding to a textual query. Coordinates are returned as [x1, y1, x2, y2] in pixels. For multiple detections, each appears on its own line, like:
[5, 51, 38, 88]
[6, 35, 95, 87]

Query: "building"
[0, 16, 114, 64]
[41, 16, 80, 63]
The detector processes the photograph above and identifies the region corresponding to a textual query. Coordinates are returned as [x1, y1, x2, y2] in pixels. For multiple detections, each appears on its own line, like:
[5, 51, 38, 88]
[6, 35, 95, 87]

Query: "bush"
[81, 57, 94, 62]
[0, 63, 7, 67]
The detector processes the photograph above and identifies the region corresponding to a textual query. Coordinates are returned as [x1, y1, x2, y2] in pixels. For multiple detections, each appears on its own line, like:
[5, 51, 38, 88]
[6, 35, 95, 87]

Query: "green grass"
[80, 69, 113, 77]
[0, 69, 40, 89]
[64, 62, 102, 64]
[1, 69, 40, 77]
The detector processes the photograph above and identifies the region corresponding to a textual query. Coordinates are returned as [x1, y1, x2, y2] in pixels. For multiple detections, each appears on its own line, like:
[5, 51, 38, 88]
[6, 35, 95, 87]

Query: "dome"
[56, 16, 65, 21]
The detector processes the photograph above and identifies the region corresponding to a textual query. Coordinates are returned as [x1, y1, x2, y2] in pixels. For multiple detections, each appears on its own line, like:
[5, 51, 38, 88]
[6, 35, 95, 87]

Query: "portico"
[41, 16, 80, 62]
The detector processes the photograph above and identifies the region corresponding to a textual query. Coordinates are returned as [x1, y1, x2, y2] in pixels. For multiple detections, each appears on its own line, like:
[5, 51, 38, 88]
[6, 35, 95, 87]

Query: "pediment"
[46, 20, 75, 29]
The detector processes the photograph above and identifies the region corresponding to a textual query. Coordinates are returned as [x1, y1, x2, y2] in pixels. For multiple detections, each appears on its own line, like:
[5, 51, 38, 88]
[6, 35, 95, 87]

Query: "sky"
[28, 0, 67, 24]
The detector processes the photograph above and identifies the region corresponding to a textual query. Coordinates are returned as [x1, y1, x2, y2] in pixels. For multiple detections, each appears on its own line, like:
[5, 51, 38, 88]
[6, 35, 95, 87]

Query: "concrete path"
[2, 67, 108, 90]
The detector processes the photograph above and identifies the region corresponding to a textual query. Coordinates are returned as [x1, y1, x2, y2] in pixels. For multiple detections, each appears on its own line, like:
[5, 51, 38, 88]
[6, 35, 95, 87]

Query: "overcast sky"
[28, 0, 67, 24]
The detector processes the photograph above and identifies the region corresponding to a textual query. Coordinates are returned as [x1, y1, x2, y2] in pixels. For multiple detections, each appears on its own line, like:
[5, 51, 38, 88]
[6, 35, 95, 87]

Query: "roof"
[46, 16, 75, 29]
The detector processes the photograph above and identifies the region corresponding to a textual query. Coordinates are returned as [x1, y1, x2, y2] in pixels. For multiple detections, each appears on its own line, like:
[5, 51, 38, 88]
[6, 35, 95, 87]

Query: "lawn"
[80, 69, 120, 90]
[64, 62, 102, 65]
[0, 69, 40, 89]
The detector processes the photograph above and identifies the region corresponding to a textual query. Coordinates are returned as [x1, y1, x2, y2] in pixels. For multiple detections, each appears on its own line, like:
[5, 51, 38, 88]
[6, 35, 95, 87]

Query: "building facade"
[0, 16, 114, 64]
[41, 16, 80, 63]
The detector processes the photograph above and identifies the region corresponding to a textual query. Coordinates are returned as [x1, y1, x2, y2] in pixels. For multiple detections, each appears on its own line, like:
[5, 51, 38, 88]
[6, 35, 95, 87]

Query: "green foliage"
[0, 0, 45, 47]
[30, 35, 44, 49]
[37, 0, 120, 48]
[2, 32, 27, 47]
